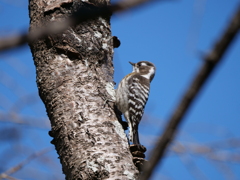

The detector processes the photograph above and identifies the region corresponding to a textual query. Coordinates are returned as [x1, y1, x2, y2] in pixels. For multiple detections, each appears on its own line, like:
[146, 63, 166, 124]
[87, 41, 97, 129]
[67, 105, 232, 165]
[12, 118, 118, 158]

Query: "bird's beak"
[129, 61, 135, 66]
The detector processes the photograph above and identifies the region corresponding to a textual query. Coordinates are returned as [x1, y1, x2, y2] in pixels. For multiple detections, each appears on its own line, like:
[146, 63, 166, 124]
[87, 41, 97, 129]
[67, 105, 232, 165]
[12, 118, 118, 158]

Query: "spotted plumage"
[115, 61, 156, 146]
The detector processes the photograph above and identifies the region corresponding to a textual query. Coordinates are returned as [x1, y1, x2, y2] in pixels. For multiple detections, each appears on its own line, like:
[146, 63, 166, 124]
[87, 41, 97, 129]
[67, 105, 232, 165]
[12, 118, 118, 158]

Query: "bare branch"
[0, 174, 20, 180]
[210, 160, 238, 180]
[0, 112, 50, 129]
[0, 147, 53, 179]
[0, 0, 164, 52]
[171, 141, 240, 162]
[208, 138, 240, 149]
[175, 145, 210, 180]
[141, 6, 240, 180]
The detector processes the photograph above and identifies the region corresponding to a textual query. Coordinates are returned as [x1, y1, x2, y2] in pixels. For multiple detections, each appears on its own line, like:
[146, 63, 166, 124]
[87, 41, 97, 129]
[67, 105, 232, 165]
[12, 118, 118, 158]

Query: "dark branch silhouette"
[0, 0, 164, 51]
[141, 6, 240, 180]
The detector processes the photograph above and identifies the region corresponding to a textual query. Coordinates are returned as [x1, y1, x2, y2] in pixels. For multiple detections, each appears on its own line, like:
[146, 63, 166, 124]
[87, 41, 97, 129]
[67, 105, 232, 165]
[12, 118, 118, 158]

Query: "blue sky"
[0, 0, 240, 179]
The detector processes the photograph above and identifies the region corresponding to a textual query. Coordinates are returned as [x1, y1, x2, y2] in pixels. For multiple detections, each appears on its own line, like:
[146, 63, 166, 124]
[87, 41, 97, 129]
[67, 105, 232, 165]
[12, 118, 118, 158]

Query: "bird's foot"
[130, 144, 147, 172]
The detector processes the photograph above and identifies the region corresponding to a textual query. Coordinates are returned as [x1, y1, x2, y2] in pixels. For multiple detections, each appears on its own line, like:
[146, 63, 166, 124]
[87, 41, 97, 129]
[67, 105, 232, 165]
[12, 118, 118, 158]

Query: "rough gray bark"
[28, 0, 139, 179]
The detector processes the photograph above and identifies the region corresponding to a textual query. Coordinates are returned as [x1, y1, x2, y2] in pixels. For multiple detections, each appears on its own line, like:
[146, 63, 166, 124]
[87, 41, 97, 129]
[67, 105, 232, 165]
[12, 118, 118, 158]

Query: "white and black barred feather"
[128, 76, 150, 144]
[115, 61, 156, 146]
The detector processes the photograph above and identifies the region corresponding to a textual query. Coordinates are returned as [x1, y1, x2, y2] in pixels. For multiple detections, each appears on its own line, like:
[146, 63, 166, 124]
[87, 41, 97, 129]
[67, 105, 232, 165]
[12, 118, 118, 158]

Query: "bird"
[115, 61, 156, 147]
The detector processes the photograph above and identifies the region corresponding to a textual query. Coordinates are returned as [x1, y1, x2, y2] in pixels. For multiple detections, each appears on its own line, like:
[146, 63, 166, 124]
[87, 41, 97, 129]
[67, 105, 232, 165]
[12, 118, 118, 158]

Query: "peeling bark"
[28, 0, 139, 179]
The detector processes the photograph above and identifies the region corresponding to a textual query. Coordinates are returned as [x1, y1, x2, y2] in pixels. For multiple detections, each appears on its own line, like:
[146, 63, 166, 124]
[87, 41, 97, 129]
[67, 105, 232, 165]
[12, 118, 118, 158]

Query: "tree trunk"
[28, 0, 139, 179]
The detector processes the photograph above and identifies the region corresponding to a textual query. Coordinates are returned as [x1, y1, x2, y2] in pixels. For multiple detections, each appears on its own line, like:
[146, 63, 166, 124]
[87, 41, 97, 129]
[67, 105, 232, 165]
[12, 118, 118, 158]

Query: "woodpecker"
[115, 61, 156, 147]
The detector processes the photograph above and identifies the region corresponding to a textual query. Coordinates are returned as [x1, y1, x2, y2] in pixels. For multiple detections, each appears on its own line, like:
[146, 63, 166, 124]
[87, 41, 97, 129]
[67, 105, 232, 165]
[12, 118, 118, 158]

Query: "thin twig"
[176, 145, 210, 180]
[141, 6, 240, 180]
[171, 141, 240, 162]
[0, 174, 20, 180]
[210, 160, 238, 180]
[0, 112, 50, 129]
[0, 147, 53, 179]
